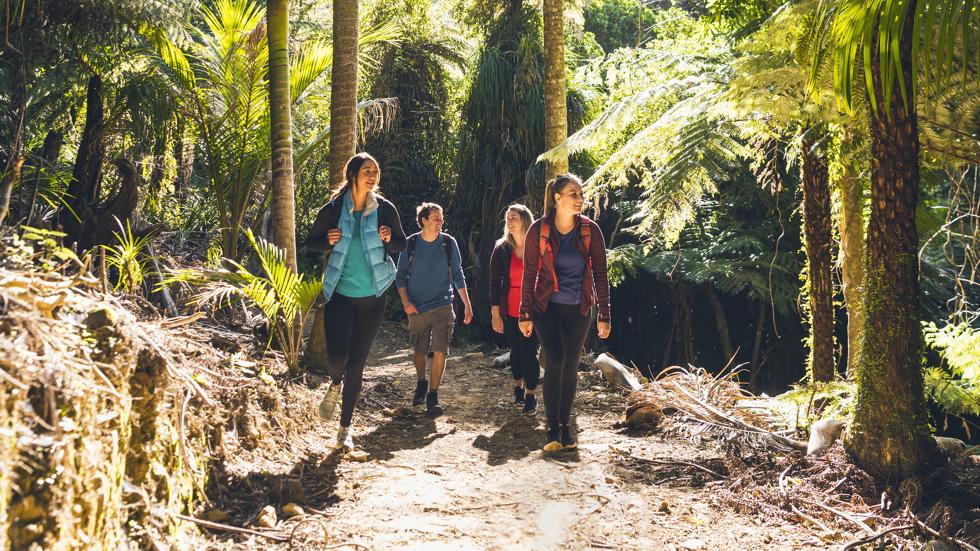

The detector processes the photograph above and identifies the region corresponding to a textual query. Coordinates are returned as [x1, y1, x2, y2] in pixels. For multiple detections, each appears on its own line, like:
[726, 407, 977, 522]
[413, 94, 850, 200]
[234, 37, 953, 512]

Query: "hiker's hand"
[597, 321, 611, 339]
[519, 320, 533, 337]
[464, 305, 473, 325]
[328, 229, 342, 245]
[403, 301, 418, 315]
[379, 225, 391, 242]
[492, 314, 504, 333]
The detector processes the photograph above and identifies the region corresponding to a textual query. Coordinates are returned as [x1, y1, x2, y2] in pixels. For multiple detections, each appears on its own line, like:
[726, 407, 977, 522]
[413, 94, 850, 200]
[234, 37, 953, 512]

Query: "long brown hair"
[494, 204, 534, 251]
[542, 173, 584, 215]
[329, 152, 383, 201]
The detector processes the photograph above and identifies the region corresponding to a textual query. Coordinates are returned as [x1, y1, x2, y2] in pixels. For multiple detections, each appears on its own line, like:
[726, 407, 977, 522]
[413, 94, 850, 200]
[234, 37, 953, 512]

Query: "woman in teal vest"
[305, 153, 406, 451]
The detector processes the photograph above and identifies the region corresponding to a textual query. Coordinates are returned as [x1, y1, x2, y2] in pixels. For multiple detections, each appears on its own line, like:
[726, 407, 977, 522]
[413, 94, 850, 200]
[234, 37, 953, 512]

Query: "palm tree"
[148, 0, 398, 261]
[330, 0, 359, 187]
[543, 0, 569, 181]
[267, 0, 298, 273]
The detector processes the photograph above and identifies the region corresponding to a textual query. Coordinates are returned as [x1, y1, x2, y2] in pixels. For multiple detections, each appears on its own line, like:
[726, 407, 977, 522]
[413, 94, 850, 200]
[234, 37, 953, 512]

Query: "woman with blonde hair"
[519, 174, 611, 451]
[489, 204, 539, 414]
[305, 152, 406, 451]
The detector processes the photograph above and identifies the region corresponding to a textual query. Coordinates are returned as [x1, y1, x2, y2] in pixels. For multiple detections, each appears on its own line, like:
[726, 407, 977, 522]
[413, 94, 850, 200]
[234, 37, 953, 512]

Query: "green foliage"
[923, 321, 980, 417]
[147, 0, 399, 261]
[103, 218, 156, 295]
[583, 0, 658, 53]
[18, 226, 78, 271]
[809, 0, 980, 116]
[167, 230, 322, 372]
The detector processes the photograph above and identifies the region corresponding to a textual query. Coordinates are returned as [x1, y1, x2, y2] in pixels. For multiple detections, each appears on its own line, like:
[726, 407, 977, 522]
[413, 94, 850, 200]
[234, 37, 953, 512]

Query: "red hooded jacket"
[519, 211, 611, 323]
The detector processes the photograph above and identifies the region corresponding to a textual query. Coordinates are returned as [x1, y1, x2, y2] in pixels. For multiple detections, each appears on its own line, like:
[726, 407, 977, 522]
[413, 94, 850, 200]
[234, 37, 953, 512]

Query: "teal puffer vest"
[322, 192, 397, 299]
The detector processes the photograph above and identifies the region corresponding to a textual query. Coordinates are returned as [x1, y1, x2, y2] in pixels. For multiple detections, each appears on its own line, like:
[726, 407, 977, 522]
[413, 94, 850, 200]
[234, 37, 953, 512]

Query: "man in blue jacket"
[396, 203, 473, 416]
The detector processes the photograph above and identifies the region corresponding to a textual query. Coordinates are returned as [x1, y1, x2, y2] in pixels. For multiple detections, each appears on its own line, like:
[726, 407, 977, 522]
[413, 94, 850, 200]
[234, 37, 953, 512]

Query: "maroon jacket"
[519, 211, 611, 323]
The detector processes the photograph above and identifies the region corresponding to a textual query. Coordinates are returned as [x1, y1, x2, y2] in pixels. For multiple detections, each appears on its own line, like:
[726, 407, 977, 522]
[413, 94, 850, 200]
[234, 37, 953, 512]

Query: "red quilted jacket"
[518, 211, 611, 323]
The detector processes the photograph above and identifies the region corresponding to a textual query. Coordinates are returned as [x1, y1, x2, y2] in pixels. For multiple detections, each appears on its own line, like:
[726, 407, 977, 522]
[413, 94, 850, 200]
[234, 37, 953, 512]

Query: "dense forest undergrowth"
[5, 0, 980, 548]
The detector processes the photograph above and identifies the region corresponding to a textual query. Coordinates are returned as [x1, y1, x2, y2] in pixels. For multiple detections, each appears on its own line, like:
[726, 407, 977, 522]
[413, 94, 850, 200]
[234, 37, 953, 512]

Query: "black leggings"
[532, 302, 591, 427]
[323, 291, 387, 427]
[503, 315, 540, 390]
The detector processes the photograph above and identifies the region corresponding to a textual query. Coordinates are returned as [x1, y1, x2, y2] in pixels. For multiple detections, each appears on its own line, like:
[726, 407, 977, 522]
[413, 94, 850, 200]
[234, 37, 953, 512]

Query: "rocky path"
[206, 322, 821, 551]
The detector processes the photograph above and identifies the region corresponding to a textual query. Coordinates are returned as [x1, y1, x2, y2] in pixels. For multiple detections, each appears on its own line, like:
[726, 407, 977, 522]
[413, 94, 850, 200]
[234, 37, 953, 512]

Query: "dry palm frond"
[625, 365, 806, 451]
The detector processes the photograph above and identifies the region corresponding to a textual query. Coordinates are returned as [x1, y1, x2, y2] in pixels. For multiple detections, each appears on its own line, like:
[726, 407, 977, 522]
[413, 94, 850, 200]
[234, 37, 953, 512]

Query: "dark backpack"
[406, 233, 453, 280]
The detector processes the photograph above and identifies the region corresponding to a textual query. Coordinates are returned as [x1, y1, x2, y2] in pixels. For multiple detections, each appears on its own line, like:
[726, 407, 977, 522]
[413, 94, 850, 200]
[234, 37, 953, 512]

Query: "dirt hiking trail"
[203, 321, 824, 551]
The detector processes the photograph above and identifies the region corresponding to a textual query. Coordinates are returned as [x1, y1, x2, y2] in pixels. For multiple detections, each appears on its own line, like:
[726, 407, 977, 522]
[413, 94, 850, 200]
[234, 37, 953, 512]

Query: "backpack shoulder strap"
[537, 222, 551, 273]
[579, 216, 591, 251]
[407, 234, 418, 274]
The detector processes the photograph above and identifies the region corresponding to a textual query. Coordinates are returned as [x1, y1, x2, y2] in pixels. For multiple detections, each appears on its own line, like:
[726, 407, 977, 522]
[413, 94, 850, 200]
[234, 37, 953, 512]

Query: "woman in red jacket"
[519, 174, 611, 451]
[489, 204, 539, 414]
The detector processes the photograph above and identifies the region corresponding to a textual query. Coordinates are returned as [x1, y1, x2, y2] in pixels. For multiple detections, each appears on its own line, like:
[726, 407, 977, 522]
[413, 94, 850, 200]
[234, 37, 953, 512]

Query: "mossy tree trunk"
[268, 0, 298, 274]
[849, 0, 935, 478]
[802, 133, 834, 382]
[837, 144, 865, 377]
[329, 0, 358, 188]
[543, 0, 567, 183]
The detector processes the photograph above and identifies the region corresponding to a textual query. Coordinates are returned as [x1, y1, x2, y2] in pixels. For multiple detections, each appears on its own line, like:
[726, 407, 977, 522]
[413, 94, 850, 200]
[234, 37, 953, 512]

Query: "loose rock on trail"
[197, 322, 823, 551]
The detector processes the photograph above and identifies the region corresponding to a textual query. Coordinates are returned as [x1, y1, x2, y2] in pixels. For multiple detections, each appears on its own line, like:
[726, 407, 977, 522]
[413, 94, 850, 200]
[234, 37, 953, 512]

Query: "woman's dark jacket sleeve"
[305, 203, 338, 253]
[589, 220, 611, 323]
[381, 200, 407, 255]
[489, 244, 504, 309]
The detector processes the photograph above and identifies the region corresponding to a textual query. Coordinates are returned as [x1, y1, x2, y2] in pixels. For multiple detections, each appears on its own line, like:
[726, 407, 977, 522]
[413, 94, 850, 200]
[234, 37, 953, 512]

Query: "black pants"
[323, 290, 387, 427]
[503, 315, 540, 390]
[532, 302, 591, 427]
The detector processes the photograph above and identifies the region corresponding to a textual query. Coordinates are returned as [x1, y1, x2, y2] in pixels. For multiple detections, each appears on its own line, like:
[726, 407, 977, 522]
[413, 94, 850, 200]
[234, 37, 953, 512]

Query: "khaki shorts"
[408, 304, 456, 356]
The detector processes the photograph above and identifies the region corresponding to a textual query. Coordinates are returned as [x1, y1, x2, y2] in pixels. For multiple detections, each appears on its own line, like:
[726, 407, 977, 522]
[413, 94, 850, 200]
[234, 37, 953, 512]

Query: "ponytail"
[542, 173, 584, 216]
[543, 179, 557, 215]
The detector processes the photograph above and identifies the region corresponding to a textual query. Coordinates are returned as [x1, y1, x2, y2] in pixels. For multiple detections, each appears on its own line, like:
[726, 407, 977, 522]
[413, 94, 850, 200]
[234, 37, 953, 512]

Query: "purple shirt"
[550, 228, 586, 305]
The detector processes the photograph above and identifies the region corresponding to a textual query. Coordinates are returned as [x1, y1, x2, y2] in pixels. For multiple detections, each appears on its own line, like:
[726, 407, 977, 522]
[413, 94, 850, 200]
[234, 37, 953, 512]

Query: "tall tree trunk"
[173, 116, 190, 196]
[705, 284, 733, 363]
[849, 0, 935, 478]
[802, 133, 834, 382]
[268, 0, 298, 273]
[0, 157, 24, 226]
[329, 0, 359, 188]
[837, 149, 865, 378]
[543, 0, 568, 183]
[63, 74, 104, 230]
[149, 133, 166, 195]
[749, 299, 766, 389]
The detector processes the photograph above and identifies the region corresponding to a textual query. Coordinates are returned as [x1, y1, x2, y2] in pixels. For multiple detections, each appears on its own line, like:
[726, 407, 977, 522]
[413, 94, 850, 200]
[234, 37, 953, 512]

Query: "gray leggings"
[323, 291, 387, 427]
[532, 302, 591, 427]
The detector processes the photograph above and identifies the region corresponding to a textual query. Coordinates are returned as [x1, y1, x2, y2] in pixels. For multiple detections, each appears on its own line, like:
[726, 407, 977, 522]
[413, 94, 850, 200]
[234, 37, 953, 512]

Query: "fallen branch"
[802, 499, 874, 536]
[610, 446, 725, 478]
[160, 311, 206, 329]
[839, 525, 912, 551]
[173, 513, 288, 542]
[912, 516, 980, 551]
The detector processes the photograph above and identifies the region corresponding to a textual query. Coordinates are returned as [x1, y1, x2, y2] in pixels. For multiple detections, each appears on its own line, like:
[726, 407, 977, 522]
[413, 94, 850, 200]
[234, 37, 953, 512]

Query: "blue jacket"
[305, 191, 407, 300]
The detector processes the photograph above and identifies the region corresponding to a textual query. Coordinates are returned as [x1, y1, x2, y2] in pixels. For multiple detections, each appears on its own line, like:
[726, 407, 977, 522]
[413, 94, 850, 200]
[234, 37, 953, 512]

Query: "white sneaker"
[318, 385, 341, 421]
[335, 427, 353, 452]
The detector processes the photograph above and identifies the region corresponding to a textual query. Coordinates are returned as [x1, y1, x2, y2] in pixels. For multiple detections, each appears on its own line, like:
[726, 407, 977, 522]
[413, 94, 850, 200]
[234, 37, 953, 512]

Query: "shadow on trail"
[357, 415, 449, 461]
[472, 415, 547, 465]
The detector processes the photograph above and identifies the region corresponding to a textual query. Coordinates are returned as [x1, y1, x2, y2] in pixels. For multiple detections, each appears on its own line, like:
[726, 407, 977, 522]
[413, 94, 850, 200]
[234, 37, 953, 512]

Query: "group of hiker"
[305, 152, 611, 454]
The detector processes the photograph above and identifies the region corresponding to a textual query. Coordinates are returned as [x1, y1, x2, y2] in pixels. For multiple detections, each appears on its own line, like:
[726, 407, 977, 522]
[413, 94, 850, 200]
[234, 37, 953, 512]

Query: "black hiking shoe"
[522, 393, 537, 415]
[514, 385, 525, 405]
[559, 424, 577, 450]
[426, 390, 443, 417]
[413, 379, 428, 406]
[544, 426, 562, 451]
